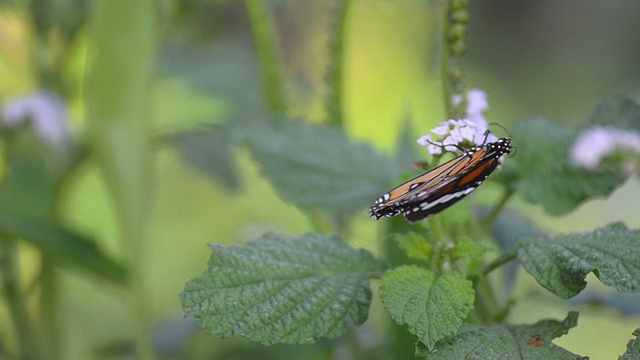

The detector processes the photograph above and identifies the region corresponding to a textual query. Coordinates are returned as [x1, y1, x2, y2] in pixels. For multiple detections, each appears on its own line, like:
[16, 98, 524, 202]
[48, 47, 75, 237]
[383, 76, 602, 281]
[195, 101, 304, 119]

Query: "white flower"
[417, 89, 498, 156]
[1, 91, 70, 147]
[570, 126, 640, 170]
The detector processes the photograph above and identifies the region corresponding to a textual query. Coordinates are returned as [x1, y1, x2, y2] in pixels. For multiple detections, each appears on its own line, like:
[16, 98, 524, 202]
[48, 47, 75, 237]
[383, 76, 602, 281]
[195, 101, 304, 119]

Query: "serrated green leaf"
[0, 211, 127, 285]
[171, 124, 240, 190]
[379, 265, 474, 350]
[247, 120, 398, 213]
[620, 328, 640, 360]
[449, 236, 495, 263]
[517, 222, 640, 299]
[508, 117, 627, 215]
[180, 232, 387, 345]
[393, 232, 433, 263]
[588, 96, 640, 132]
[418, 311, 582, 359]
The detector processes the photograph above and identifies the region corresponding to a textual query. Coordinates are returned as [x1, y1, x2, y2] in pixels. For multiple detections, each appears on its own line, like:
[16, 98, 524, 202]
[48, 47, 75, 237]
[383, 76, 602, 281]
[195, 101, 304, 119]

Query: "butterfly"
[369, 137, 512, 222]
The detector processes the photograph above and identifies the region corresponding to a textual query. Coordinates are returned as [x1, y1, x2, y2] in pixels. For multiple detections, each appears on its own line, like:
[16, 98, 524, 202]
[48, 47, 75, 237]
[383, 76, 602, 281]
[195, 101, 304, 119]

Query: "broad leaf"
[379, 265, 474, 350]
[418, 312, 583, 359]
[517, 222, 640, 299]
[180, 232, 387, 345]
[0, 211, 127, 284]
[620, 328, 640, 360]
[247, 120, 398, 213]
[507, 117, 627, 215]
[392, 232, 433, 263]
[171, 124, 240, 190]
[588, 95, 640, 132]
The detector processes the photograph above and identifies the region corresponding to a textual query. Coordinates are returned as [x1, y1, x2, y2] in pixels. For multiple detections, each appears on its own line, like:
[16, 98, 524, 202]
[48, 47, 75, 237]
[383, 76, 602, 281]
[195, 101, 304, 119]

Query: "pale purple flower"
[1, 91, 70, 147]
[466, 89, 489, 117]
[571, 126, 640, 170]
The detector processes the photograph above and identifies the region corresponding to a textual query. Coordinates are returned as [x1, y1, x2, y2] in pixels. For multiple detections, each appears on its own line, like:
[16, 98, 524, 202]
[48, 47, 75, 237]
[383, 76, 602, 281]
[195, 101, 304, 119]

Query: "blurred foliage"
[0, 0, 638, 359]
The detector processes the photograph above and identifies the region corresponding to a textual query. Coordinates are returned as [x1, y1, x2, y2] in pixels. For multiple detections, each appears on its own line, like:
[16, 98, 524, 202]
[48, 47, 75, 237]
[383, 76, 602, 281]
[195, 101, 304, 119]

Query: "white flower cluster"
[417, 89, 498, 155]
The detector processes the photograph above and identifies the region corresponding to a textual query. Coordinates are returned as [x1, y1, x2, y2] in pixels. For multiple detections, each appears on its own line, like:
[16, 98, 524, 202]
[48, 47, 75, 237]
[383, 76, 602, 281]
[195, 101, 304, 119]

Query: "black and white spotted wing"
[369, 137, 512, 222]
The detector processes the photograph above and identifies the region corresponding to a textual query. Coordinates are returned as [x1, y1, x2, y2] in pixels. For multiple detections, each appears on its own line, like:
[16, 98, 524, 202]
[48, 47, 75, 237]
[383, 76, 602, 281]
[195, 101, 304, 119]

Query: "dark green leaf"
[508, 117, 627, 215]
[517, 222, 640, 299]
[247, 120, 398, 213]
[588, 96, 640, 132]
[418, 311, 583, 359]
[159, 38, 268, 121]
[171, 124, 240, 190]
[620, 328, 640, 360]
[379, 265, 474, 350]
[0, 211, 127, 285]
[180, 232, 387, 345]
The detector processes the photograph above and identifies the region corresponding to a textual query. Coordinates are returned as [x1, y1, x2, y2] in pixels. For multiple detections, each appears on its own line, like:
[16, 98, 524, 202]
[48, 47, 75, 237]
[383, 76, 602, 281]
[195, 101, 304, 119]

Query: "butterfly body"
[370, 137, 512, 222]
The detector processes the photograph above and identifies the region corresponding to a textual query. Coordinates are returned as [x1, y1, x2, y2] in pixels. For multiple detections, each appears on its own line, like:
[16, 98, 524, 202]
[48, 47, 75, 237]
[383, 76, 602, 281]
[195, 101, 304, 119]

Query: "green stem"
[325, 0, 354, 127]
[86, 1, 156, 359]
[244, 0, 288, 115]
[39, 258, 60, 360]
[480, 251, 517, 279]
[439, 0, 453, 118]
[481, 188, 514, 232]
[0, 237, 41, 360]
[473, 276, 500, 324]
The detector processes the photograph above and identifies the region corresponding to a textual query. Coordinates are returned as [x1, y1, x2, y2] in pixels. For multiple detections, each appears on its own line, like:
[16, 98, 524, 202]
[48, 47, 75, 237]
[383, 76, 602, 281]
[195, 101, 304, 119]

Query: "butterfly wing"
[369, 138, 511, 222]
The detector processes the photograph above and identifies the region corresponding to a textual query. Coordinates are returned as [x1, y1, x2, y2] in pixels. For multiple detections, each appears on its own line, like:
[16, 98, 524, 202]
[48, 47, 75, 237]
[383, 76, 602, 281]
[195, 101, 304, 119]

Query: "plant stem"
[244, 0, 288, 115]
[39, 258, 60, 360]
[481, 188, 514, 232]
[0, 237, 41, 360]
[439, 0, 453, 118]
[86, 1, 156, 359]
[325, 0, 354, 127]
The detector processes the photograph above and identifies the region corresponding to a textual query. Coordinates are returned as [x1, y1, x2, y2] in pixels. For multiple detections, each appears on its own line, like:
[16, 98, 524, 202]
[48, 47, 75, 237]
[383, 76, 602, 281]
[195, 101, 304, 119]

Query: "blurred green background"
[0, 0, 639, 359]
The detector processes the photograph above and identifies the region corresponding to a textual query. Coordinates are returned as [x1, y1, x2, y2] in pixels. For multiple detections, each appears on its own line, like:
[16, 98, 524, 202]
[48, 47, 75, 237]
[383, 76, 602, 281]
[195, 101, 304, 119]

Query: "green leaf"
[508, 117, 627, 215]
[620, 328, 640, 360]
[517, 222, 640, 299]
[588, 95, 640, 132]
[392, 232, 433, 263]
[448, 236, 495, 263]
[418, 311, 583, 359]
[247, 120, 398, 213]
[379, 265, 474, 350]
[171, 124, 240, 190]
[180, 232, 387, 345]
[0, 211, 127, 285]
